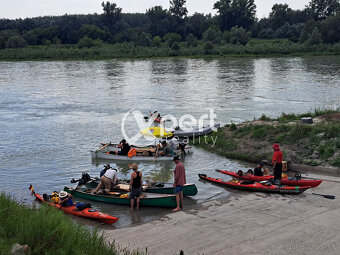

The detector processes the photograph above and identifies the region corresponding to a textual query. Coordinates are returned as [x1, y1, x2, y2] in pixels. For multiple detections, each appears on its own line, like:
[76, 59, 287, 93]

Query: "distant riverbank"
[0, 39, 339, 61]
[195, 108, 340, 168]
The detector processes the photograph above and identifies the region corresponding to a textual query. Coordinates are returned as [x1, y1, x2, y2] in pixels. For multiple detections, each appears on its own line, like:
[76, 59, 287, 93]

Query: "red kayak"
[198, 174, 311, 194]
[217, 170, 322, 188]
[32, 191, 118, 224]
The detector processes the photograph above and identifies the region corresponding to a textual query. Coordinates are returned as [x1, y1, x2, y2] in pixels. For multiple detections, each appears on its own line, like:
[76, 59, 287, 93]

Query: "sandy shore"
[104, 173, 340, 255]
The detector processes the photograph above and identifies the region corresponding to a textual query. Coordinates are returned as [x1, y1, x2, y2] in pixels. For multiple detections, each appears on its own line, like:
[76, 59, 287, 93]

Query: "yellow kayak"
[139, 127, 173, 138]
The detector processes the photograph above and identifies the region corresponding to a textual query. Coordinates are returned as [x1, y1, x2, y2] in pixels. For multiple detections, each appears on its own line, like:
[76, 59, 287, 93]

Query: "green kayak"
[85, 181, 198, 196]
[64, 186, 177, 208]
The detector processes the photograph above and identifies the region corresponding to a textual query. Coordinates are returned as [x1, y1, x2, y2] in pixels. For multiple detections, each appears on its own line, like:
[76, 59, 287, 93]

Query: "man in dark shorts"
[172, 156, 186, 212]
[272, 143, 283, 184]
[115, 139, 131, 155]
[129, 164, 142, 210]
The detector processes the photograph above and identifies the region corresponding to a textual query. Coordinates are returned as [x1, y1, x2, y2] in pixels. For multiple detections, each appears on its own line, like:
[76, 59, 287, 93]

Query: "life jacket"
[51, 191, 59, 204]
[128, 148, 137, 157]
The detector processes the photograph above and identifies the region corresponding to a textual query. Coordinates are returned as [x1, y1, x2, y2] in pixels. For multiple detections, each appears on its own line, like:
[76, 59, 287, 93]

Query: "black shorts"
[130, 187, 142, 199]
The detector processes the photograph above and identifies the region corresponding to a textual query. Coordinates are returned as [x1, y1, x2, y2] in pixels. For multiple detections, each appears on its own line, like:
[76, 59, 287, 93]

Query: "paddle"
[29, 185, 36, 196]
[309, 192, 335, 199]
[97, 143, 110, 152]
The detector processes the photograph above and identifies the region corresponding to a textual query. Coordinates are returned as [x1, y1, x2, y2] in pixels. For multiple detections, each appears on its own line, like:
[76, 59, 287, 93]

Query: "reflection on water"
[0, 56, 339, 228]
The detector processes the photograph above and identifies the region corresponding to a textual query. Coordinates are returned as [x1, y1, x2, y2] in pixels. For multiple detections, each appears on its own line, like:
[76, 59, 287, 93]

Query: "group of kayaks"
[30, 175, 198, 225]
[198, 170, 323, 195]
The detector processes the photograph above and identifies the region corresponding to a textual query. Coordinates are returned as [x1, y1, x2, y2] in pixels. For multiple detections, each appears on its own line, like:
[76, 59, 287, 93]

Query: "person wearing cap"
[272, 143, 283, 184]
[100, 164, 111, 177]
[115, 139, 131, 156]
[93, 167, 118, 194]
[129, 164, 142, 210]
[254, 162, 265, 176]
[172, 156, 186, 212]
[58, 191, 73, 206]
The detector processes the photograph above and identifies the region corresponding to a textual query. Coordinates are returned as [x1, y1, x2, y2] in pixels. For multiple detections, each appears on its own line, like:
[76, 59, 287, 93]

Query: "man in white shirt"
[93, 168, 118, 194]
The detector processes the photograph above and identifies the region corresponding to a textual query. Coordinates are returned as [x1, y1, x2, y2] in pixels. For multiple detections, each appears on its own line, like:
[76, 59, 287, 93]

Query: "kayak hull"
[91, 150, 176, 161]
[217, 170, 322, 187]
[198, 174, 311, 194]
[173, 124, 220, 138]
[34, 193, 118, 224]
[86, 181, 198, 196]
[64, 186, 177, 208]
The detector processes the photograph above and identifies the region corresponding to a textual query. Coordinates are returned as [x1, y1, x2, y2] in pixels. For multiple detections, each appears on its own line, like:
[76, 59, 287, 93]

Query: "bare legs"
[172, 191, 183, 212]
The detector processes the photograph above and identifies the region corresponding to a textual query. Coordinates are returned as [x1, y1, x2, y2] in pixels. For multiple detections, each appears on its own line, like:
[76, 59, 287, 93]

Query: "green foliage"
[0, 193, 132, 255]
[203, 41, 214, 54]
[5, 35, 27, 48]
[153, 36, 162, 47]
[169, 0, 188, 19]
[259, 114, 271, 121]
[229, 123, 237, 131]
[77, 36, 94, 48]
[307, 27, 323, 45]
[171, 41, 180, 51]
[318, 142, 335, 159]
[186, 33, 197, 47]
[163, 33, 182, 46]
[203, 27, 221, 43]
[101, 1, 122, 34]
[230, 26, 251, 45]
[80, 24, 108, 41]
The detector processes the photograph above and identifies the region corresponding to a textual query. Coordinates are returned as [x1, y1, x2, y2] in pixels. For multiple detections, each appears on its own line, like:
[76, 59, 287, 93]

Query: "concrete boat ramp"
[104, 174, 340, 255]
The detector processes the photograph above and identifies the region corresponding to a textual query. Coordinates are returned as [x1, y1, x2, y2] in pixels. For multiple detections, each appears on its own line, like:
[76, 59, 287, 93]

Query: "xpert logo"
[121, 109, 218, 146]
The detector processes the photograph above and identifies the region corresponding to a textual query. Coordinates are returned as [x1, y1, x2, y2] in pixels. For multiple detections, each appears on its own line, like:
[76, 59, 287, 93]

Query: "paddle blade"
[323, 195, 335, 199]
[29, 185, 35, 195]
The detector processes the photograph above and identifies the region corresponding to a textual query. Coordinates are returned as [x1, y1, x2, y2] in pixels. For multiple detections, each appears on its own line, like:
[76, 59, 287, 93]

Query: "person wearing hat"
[58, 191, 73, 206]
[254, 162, 265, 176]
[100, 164, 111, 177]
[272, 143, 283, 184]
[129, 164, 142, 210]
[172, 156, 186, 212]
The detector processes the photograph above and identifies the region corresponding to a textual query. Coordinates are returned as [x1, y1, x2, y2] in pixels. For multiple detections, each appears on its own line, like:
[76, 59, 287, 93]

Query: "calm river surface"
[0, 56, 339, 228]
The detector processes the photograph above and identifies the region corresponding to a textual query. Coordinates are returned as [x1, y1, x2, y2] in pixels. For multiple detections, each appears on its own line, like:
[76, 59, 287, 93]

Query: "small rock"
[288, 122, 297, 125]
[316, 132, 325, 137]
[311, 150, 319, 159]
[11, 243, 30, 255]
[272, 121, 279, 126]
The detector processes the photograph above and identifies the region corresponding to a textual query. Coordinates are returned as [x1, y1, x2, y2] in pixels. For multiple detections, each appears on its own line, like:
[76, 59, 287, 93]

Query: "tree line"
[0, 0, 339, 50]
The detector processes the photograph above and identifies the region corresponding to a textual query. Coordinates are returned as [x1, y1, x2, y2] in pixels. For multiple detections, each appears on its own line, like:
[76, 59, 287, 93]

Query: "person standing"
[129, 164, 142, 210]
[272, 143, 283, 184]
[172, 156, 186, 212]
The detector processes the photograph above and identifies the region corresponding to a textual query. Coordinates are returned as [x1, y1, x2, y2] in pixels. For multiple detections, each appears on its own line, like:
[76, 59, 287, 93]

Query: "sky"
[0, 0, 311, 20]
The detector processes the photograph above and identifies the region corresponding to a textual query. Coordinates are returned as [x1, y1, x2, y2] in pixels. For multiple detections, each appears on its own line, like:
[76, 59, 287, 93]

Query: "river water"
[0, 56, 339, 228]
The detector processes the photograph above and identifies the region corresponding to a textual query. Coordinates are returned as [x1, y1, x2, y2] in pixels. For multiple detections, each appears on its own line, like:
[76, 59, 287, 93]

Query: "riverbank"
[0, 193, 142, 255]
[0, 40, 339, 61]
[194, 109, 340, 168]
[104, 173, 340, 254]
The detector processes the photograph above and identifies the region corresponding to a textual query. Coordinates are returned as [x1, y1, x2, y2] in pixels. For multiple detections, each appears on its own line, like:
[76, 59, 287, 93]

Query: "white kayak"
[173, 124, 220, 138]
[91, 150, 179, 161]
[98, 142, 192, 155]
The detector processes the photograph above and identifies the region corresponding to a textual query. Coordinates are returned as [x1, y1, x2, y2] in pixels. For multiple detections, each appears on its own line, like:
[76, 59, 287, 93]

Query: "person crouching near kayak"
[58, 191, 73, 206]
[272, 143, 283, 185]
[172, 156, 186, 212]
[129, 164, 142, 210]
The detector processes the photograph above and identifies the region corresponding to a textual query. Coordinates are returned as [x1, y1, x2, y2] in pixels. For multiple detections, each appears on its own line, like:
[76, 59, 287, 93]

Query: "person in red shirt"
[272, 143, 283, 184]
[172, 156, 186, 212]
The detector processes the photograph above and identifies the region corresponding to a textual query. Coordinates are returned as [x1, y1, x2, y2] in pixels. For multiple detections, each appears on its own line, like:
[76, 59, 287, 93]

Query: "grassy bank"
[0, 39, 339, 61]
[194, 108, 340, 168]
[0, 193, 142, 255]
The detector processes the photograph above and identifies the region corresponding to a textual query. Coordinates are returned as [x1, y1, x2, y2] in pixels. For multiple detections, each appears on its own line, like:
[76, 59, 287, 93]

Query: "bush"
[5, 35, 27, 48]
[153, 36, 162, 47]
[77, 36, 94, 48]
[163, 33, 182, 47]
[204, 41, 214, 54]
[230, 26, 251, 46]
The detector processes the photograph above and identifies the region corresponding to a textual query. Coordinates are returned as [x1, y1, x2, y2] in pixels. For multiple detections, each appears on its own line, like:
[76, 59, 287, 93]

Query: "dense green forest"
[0, 0, 339, 59]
